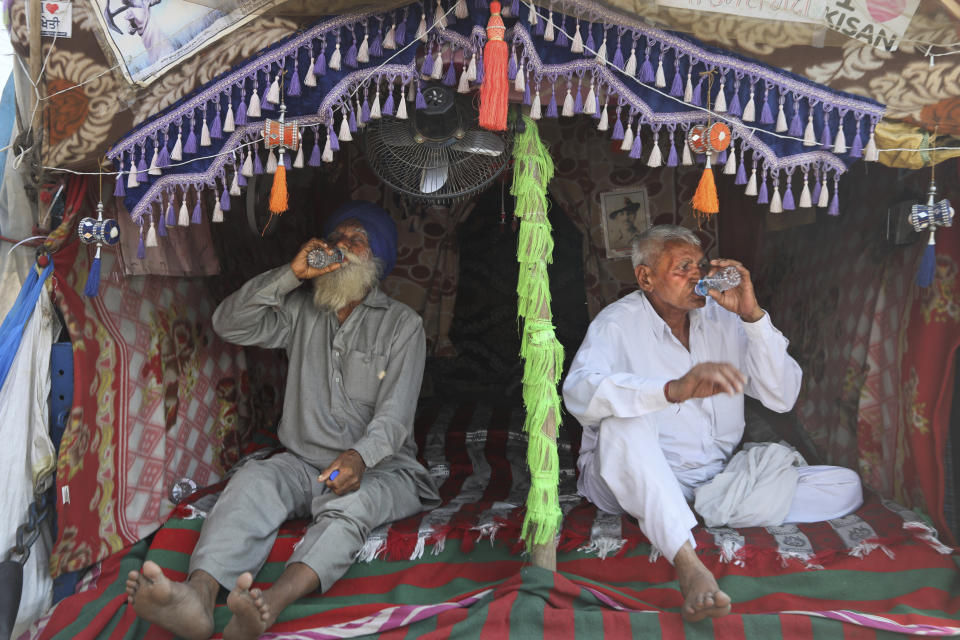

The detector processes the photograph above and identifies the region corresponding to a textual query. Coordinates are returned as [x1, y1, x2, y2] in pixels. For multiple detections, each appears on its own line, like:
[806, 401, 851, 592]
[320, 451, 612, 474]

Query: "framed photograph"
[599, 187, 651, 259]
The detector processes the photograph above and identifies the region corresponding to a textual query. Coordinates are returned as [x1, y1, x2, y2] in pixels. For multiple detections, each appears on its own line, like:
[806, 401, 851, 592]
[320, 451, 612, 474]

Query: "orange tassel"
[269, 162, 288, 214]
[691, 157, 719, 225]
[479, 1, 509, 131]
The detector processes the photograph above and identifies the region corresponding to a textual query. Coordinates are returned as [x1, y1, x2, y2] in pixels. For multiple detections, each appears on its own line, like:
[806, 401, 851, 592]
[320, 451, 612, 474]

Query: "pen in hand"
[319, 469, 339, 494]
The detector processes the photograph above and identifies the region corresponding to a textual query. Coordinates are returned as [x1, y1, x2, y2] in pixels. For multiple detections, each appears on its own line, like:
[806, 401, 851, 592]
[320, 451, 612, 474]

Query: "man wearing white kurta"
[563, 225, 862, 622]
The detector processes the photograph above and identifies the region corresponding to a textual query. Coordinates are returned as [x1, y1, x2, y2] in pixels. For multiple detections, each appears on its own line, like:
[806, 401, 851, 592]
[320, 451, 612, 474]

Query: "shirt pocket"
[342, 349, 388, 407]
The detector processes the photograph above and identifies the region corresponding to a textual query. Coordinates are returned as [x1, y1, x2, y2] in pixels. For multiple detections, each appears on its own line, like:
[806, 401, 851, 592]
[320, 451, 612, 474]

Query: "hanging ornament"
[910, 170, 955, 288]
[262, 79, 302, 222]
[78, 174, 120, 298]
[686, 71, 729, 226]
[478, 1, 509, 131]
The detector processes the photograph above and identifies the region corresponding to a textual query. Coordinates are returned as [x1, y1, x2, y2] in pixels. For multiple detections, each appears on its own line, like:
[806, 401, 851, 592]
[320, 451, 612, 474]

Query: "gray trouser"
[189, 452, 423, 591]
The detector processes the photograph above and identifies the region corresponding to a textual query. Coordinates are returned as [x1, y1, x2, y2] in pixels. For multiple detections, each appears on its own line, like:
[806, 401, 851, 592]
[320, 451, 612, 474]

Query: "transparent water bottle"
[306, 247, 344, 270]
[695, 265, 741, 297]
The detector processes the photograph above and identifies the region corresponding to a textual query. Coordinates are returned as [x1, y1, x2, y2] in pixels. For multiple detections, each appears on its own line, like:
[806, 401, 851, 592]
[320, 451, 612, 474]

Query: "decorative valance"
[106, 0, 885, 253]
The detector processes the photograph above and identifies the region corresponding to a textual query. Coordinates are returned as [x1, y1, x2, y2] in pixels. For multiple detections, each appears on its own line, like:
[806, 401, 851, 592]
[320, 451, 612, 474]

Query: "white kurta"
[562, 292, 861, 563]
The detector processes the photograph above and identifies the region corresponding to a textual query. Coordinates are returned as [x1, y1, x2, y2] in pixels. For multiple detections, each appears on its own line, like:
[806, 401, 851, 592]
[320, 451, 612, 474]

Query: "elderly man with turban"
[125, 201, 439, 640]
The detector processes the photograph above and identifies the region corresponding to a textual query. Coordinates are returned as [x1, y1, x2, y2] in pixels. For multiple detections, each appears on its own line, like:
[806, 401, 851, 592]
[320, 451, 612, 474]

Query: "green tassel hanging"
[512, 116, 564, 548]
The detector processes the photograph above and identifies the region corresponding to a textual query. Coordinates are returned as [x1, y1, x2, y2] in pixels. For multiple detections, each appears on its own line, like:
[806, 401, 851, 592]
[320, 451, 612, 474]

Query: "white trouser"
[578, 416, 863, 565]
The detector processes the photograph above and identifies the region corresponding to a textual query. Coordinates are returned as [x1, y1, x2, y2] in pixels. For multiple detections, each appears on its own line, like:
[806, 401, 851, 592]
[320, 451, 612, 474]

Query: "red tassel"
[269, 162, 288, 214]
[479, 1, 509, 131]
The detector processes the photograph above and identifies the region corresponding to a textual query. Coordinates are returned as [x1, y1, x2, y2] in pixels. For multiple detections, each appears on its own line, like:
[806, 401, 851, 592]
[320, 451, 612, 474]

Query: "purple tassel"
[329, 125, 340, 151]
[310, 138, 322, 166]
[574, 85, 583, 114]
[220, 187, 231, 212]
[524, 80, 531, 106]
[237, 170, 247, 187]
[508, 51, 517, 80]
[236, 100, 248, 126]
[184, 121, 198, 154]
[821, 118, 832, 150]
[629, 131, 644, 159]
[476, 54, 484, 84]
[812, 178, 822, 204]
[315, 50, 327, 76]
[371, 31, 383, 57]
[612, 43, 624, 68]
[585, 26, 595, 53]
[113, 172, 125, 197]
[788, 106, 803, 137]
[535, 14, 545, 35]
[547, 91, 558, 118]
[395, 17, 407, 47]
[158, 136, 170, 167]
[422, 48, 434, 77]
[728, 89, 742, 117]
[612, 113, 624, 140]
[444, 60, 456, 86]
[758, 177, 769, 204]
[361, 98, 371, 123]
[828, 185, 839, 216]
[137, 152, 148, 183]
[137, 231, 146, 260]
[158, 208, 167, 236]
[254, 152, 263, 175]
[166, 199, 176, 226]
[592, 92, 600, 118]
[556, 17, 569, 46]
[691, 79, 703, 107]
[640, 55, 654, 83]
[345, 39, 358, 68]
[288, 65, 301, 96]
[735, 159, 747, 185]
[84, 250, 101, 297]
[283, 152, 291, 170]
[850, 129, 864, 158]
[511, 0, 520, 17]
[760, 93, 774, 125]
[782, 183, 795, 210]
[383, 90, 395, 116]
[211, 110, 223, 139]
[667, 136, 679, 166]
[717, 149, 727, 165]
[191, 198, 202, 224]
[916, 242, 936, 287]
[416, 85, 427, 110]
[670, 66, 684, 97]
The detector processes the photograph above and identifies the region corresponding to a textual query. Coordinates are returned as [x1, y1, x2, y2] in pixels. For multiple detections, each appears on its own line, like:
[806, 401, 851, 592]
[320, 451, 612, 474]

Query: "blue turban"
[323, 200, 398, 278]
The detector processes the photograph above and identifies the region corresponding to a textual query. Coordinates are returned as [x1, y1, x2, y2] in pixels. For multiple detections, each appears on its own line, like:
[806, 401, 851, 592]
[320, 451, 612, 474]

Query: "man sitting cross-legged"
[562, 224, 863, 623]
[125, 201, 439, 640]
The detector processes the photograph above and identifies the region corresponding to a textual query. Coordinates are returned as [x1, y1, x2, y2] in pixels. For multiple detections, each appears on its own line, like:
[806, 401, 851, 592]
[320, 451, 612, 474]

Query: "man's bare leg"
[673, 542, 731, 622]
[125, 561, 219, 640]
[223, 562, 320, 640]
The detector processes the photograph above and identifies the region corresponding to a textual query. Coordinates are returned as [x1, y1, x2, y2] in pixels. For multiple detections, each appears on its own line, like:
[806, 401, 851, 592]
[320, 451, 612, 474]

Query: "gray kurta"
[190, 265, 438, 590]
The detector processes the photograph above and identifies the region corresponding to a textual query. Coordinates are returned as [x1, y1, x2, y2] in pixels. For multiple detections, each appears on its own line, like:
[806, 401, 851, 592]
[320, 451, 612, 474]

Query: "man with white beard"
[125, 201, 439, 640]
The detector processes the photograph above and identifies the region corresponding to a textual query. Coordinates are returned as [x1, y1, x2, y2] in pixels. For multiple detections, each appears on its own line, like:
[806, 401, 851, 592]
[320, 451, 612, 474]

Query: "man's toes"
[714, 590, 732, 608]
[235, 572, 253, 592]
[141, 560, 164, 581]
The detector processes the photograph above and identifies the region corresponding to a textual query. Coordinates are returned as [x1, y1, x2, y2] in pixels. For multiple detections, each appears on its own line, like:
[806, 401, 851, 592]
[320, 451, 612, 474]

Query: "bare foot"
[223, 572, 275, 640]
[127, 560, 215, 640]
[674, 543, 732, 622]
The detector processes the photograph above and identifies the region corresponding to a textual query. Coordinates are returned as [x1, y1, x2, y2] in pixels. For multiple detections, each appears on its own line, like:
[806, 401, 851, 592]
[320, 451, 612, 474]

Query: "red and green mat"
[24, 511, 960, 640]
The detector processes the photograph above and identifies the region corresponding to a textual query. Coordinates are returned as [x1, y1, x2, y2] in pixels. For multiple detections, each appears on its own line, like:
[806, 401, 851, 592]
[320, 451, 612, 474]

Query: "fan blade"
[450, 131, 505, 156]
[420, 162, 449, 194]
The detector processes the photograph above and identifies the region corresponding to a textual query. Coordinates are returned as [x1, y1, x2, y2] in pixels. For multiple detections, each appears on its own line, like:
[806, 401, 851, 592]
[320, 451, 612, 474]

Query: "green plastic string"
[512, 116, 564, 548]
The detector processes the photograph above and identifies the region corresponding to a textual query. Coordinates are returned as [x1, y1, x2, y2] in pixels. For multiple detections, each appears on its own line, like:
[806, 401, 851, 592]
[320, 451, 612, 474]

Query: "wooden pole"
[530, 412, 558, 571]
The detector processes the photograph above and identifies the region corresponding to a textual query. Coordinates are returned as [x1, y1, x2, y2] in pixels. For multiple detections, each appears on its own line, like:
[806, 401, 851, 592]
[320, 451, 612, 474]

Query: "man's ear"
[635, 264, 654, 292]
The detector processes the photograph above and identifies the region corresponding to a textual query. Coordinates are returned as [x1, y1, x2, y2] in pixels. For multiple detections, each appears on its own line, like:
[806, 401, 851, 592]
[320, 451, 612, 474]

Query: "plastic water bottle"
[306, 247, 344, 270]
[695, 265, 741, 297]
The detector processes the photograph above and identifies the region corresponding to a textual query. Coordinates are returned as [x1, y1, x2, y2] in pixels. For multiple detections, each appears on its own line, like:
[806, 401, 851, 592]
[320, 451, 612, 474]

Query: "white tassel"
[328, 43, 342, 71]
[527, 0, 537, 25]
[770, 182, 783, 213]
[865, 130, 879, 162]
[514, 63, 525, 92]
[596, 36, 607, 64]
[200, 117, 211, 147]
[683, 71, 693, 103]
[803, 114, 816, 146]
[304, 59, 317, 87]
[571, 22, 583, 54]
[562, 88, 574, 116]
[266, 75, 280, 105]
[723, 143, 737, 174]
[223, 103, 236, 133]
[248, 89, 262, 118]
[583, 83, 596, 115]
[266, 149, 278, 174]
[416, 14, 427, 42]
[466, 54, 477, 82]
[434, 0, 446, 29]
[212, 199, 223, 223]
[230, 170, 241, 196]
[455, 0, 469, 19]
[383, 24, 397, 50]
[799, 178, 812, 207]
[714, 81, 727, 112]
[742, 89, 756, 122]
[544, 11, 555, 42]
[775, 101, 787, 132]
[293, 144, 305, 169]
[655, 58, 666, 88]
[396, 94, 408, 119]
[148, 146, 161, 176]
[597, 101, 609, 131]
[833, 126, 847, 154]
[530, 90, 542, 119]
[620, 123, 634, 152]
[171, 132, 183, 162]
[339, 114, 353, 141]
[357, 34, 370, 63]
[624, 47, 637, 76]
[146, 217, 158, 246]
[241, 151, 253, 177]
[178, 198, 190, 226]
[457, 68, 471, 93]
[127, 159, 139, 188]
[321, 135, 334, 162]
[681, 139, 693, 165]
[818, 178, 830, 207]
[431, 49, 443, 80]
[745, 167, 758, 196]
[370, 91, 382, 119]
[647, 135, 663, 167]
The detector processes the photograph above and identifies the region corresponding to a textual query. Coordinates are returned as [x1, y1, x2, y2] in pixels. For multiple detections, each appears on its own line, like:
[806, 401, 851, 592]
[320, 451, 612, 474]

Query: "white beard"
[311, 251, 381, 313]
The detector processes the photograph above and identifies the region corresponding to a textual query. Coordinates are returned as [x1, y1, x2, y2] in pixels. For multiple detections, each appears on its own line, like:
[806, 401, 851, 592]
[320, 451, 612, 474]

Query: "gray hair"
[630, 225, 701, 269]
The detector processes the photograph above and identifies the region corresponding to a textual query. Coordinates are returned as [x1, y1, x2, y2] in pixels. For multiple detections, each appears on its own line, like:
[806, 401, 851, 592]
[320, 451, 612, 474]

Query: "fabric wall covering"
[97, 0, 881, 256]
